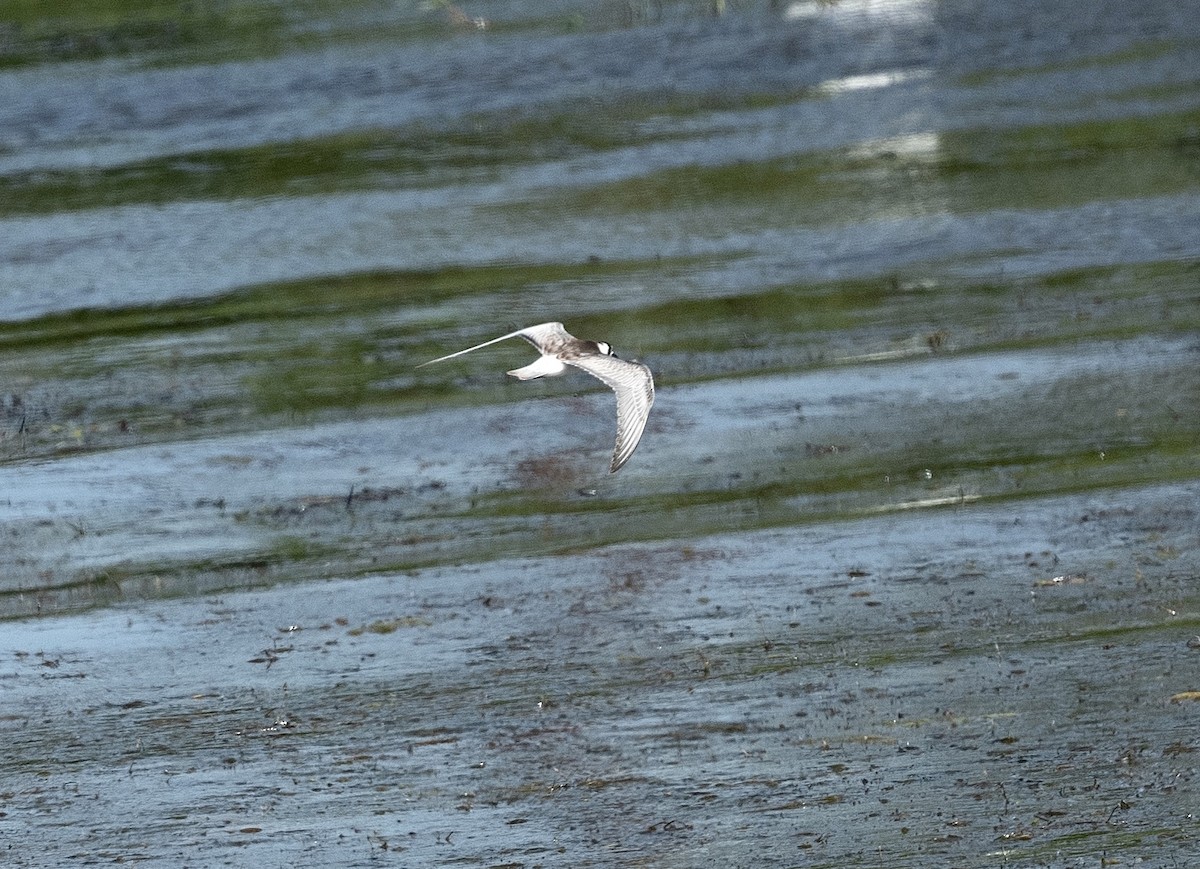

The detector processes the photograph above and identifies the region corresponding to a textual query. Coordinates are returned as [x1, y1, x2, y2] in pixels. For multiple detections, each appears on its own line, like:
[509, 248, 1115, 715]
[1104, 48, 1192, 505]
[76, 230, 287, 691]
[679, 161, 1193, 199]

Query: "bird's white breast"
[507, 353, 568, 380]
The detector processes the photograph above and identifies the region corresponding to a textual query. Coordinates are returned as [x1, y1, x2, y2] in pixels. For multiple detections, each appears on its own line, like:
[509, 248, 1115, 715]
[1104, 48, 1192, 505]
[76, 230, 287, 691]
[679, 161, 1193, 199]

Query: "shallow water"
[2, 0, 1199, 865]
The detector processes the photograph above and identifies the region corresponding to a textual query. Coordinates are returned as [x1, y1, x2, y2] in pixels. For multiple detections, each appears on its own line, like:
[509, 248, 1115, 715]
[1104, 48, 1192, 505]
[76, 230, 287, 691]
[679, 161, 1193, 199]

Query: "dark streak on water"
[1, 1, 1199, 865]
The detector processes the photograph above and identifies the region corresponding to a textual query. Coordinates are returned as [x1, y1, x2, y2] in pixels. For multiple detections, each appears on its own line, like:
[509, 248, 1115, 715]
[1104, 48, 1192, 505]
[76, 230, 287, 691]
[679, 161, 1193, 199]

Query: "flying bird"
[417, 322, 654, 473]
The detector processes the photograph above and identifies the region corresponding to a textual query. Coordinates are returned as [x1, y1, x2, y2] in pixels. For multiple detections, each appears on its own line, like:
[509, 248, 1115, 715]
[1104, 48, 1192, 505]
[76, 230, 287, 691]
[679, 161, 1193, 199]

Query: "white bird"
[418, 322, 655, 473]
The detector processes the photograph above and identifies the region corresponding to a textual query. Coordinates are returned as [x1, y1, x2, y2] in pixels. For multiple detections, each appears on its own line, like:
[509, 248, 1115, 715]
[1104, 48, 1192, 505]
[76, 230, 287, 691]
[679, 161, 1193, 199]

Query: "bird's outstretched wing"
[565, 354, 655, 473]
[416, 322, 568, 367]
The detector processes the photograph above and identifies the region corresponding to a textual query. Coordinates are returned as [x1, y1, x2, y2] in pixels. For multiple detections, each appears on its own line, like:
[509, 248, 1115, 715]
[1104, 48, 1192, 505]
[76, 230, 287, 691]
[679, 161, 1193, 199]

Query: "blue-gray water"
[1, 1, 1198, 865]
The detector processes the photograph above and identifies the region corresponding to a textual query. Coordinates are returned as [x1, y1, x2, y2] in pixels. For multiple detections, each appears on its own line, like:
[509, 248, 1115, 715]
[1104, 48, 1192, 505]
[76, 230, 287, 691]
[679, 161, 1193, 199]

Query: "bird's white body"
[508, 353, 568, 380]
[418, 322, 654, 473]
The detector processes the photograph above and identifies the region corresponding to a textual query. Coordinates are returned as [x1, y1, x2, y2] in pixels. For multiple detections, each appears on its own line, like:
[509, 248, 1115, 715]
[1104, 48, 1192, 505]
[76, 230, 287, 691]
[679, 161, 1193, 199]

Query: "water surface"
[1, 0, 1198, 865]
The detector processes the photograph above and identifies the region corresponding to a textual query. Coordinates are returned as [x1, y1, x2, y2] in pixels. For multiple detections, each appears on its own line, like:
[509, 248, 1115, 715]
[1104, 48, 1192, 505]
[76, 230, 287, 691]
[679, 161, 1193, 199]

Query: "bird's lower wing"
[565, 355, 655, 473]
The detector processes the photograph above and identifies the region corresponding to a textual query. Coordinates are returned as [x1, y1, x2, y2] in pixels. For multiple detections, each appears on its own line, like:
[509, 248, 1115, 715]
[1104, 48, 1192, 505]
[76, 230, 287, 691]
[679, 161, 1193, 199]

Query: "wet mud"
[3, 481, 1198, 866]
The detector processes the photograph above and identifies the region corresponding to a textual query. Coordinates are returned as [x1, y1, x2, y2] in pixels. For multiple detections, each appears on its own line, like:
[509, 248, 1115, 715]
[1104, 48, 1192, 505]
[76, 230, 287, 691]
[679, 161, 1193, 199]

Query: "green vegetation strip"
[0, 92, 804, 214]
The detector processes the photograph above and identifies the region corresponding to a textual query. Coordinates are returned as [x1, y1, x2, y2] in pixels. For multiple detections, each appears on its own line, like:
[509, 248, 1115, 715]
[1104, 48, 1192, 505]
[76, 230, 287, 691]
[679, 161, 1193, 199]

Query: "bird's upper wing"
[416, 322, 566, 367]
[514, 322, 573, 352]
[564, 354, 655, 473]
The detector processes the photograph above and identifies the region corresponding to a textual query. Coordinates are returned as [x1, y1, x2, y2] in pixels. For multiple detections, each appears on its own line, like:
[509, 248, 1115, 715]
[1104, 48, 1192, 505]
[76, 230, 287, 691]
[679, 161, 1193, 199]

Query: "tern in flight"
[418, 322, 654, 473]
